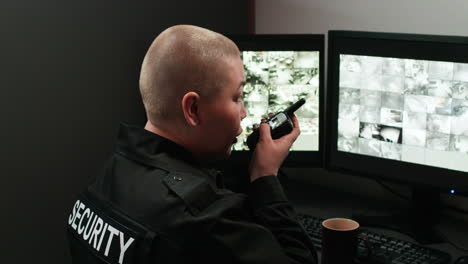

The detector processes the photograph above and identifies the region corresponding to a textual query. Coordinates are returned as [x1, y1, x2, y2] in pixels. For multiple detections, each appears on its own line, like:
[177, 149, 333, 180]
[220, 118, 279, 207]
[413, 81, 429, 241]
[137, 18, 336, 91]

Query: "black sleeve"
[248, 176, 318, 264]
[194, 176, 317, 264]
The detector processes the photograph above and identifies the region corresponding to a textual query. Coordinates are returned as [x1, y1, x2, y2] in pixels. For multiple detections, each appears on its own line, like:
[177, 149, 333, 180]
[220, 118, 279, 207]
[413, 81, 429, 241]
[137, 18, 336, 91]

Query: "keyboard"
[298, 213, 451, 264]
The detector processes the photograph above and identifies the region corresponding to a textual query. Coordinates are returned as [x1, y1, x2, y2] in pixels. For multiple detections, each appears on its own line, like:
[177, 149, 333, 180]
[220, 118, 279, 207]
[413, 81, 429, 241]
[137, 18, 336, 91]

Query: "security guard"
[67, 25, 318, 264]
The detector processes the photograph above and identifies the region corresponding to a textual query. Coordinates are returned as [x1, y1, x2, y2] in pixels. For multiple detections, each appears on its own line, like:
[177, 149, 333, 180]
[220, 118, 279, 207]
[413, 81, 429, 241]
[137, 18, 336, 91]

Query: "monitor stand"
[352, 186, 443, 244]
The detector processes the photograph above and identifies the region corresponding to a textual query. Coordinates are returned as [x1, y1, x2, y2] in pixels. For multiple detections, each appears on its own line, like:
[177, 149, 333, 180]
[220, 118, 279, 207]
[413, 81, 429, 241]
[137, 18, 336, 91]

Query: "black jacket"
[68, 123, 317, 264]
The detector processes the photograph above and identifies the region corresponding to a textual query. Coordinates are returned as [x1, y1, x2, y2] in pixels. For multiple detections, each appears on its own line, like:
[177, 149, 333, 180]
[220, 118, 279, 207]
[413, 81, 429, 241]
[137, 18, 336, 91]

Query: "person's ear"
[181, 91, 200, 126]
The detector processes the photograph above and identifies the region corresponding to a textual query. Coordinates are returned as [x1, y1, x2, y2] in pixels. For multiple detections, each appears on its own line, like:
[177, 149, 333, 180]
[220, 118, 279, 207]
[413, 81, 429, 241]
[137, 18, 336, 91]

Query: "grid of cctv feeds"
[338, 54, 468, 173]
[232, 51, 320, 151]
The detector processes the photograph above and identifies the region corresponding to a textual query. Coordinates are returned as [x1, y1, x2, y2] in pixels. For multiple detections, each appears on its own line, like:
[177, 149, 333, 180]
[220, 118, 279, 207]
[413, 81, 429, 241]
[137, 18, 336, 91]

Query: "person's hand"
[248, 114, 300, 182]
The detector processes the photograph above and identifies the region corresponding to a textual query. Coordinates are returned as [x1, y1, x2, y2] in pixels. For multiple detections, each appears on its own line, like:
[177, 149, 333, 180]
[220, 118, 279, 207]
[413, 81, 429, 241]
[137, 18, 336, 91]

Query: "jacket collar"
[116, 123, 193, 163]
[114, 123, 225, 188]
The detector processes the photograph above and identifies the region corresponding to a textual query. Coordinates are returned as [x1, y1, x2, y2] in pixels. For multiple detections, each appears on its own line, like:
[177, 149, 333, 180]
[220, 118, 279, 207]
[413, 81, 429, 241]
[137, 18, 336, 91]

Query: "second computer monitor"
[230, 35, 324, 167]
[326, 30, 468, 194]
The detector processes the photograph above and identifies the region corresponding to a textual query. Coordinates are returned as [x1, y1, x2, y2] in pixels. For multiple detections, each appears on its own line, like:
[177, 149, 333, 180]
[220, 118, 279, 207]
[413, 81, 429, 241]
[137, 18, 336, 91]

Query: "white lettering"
[119, 233, 135, 264]
[97, 223, 108, 251]
[69, 200, 139, 263]
[78, 208, 90, 235]
[104, 225, 119, 257]
[68, 200, 80, 225]
[89, 217, 104, 250]
[83, 213, 97, 240]
[72, 202, 85, 230]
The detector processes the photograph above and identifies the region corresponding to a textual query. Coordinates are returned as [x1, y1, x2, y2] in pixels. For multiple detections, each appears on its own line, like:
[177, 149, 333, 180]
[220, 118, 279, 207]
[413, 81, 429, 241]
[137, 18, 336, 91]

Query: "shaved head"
[139, 25, 240, 124]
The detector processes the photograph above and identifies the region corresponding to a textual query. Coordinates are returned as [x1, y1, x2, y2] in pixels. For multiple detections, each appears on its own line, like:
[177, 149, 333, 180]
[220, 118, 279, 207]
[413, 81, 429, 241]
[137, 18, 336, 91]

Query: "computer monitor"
[229, 34, 325, 167]
[326, 30, 468, 242]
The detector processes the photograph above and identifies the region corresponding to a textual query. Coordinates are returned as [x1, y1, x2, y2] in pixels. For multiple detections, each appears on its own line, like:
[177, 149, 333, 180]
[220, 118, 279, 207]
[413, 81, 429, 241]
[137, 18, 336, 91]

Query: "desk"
[281, 177, 468, 264]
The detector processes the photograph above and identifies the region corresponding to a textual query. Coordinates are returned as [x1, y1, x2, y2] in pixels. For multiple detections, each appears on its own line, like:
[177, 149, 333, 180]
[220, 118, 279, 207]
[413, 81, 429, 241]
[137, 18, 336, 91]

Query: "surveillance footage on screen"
[232, 51, 320, 151]
[337, 54, 468, 172]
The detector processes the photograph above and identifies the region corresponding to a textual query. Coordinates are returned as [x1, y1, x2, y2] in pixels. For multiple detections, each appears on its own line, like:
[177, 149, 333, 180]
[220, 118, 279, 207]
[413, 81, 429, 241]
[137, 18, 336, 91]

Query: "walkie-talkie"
[246, 98, 306, 151]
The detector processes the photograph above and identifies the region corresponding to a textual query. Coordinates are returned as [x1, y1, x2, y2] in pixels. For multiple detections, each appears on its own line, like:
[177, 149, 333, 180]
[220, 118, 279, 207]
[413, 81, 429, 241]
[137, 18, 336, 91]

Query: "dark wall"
[0, 1, 248, 263]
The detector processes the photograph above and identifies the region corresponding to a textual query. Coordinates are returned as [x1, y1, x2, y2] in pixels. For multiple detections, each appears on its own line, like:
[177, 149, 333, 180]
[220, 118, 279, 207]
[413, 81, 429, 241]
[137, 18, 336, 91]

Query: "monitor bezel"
[325, 30, 468, 196]
[229, 34, 325, 168]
